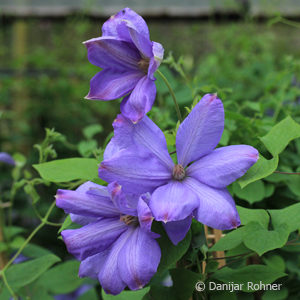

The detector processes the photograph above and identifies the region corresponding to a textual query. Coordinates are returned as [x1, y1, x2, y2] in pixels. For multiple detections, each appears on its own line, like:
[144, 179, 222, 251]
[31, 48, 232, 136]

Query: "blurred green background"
[1, 9, 300, 159]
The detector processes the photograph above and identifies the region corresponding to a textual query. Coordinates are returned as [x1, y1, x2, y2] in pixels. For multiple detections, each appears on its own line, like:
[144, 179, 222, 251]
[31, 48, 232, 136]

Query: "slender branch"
[276, 17, 300, 29]
[274, 171, 300, 175]
[286, 242, 300, 246]
[208, 251, 253, 261]
[3, 222, 44, 272]
[217, 253, 254, 271]
[1, 271, 17, 299]
[2, 200, 56, 272]
[32, 203, 62, 227]
[156, 69, 183, 122]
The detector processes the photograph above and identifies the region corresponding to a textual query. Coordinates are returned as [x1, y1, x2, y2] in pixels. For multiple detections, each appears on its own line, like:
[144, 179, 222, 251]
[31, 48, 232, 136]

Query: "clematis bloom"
[99, 94, 259, 244]
[84, 8, 164, 123]
[56, 181, 161, 295]
[0, 152, 15, 166]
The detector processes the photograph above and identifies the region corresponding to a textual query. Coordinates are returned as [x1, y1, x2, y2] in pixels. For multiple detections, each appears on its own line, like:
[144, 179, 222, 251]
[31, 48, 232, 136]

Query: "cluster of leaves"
[1, 17, 300, 300]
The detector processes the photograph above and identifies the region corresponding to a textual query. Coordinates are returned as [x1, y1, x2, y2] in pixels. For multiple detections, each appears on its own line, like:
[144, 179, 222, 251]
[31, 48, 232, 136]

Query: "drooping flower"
[99, 94, 259, 244]
[0, 152, 15, 166]
[84, 8, 164, 123]
[56, 181, 161, 295]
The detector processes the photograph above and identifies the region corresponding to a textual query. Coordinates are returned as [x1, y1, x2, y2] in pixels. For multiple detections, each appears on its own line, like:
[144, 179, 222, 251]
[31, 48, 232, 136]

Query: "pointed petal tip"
[208, 93, 218, 102]
[55, 189, 65, 198]
[110, 182, 122, 197]
[99, 162, 107, 170]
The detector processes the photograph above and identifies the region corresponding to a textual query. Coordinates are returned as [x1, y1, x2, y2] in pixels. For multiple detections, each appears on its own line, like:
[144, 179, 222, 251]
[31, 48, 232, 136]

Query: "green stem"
[1, 271, 17, 299]
[207, 251, 253, 261]
[279, 17, 300, 29]
[156, 69, 183, 122]
[32, 203, 62, 227]
[2, 200, 56, 272]
[274, 171, 300, 175]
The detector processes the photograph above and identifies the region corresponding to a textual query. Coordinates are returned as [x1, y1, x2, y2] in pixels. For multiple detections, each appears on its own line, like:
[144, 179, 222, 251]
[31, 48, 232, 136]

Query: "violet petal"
[61, 218, 127, 260]
[99, 146, 172, 194]
[163, 215, 192, 245]
[137, 194, 154, 234]
[120, 76, 156, 123]
[98, 228, 132, 295]
[56, 188, 119, 218]
[86, 69, 143, 100]
[104, 113, 174, 169]
[118, 227, 161, 290]
[148, 42, 164, 80]
[79, 249, 110, 279]
[0, 152, 15, 166]
[176, 94, 224, 167]
[107, 182, 138, 216]
[149, 181, 199, 222]
[184, 177, 241, 230]
[102, 8, 150, 42]
[127, 24, 153, 58]
[187, 145, 259, 188]
[83, 36, 141, 70]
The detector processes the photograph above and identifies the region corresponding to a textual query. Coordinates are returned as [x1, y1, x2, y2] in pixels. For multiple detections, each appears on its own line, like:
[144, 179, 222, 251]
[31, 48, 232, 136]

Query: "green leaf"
[22, 243, 52, 258]
[219, 129, 230, 146]
[269, 203, 300, 232]
[263, 255, 285, 273]
[243, 222, 290, 256]
[37, 260, 84, 294]
[286, 175, 300, 197]
[0, 287, 10, 300]
[260, 116, 300, 156]
[102, 287, 149, 300]
[169, 268, 201, 299]
[153, 223, 191, 276]
[238, 155, 279, 188]
[24, 183, 40, 204]
[212, 265, 287, 292]
[58, 215, 72, 234]
[233, 181, 265, 204]
[33, 158, 99, 182]
[237, 206, 270, 228]
[77, 288, 98, 300]
[3, 254, 60, 289]
[209, 290, 237, 300]
[147, 269, 200, 300]
[78, 140, 98, 157]
[164, 131, 176, 147]
[211, 207, 271, 252]
[83, 124, 103, 139]
[264, 183, 275, 198]
[209, 227, 245, 252]
[3, 226, 26, 239]
[262, 288, 288, 300]
[19, 284, 54, 300]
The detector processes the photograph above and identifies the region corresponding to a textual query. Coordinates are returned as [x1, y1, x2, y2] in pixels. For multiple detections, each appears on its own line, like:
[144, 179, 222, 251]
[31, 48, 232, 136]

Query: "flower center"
[120, 215, 138, 226]
[172, 164, 186, 181]
[138, 58, 149, 74]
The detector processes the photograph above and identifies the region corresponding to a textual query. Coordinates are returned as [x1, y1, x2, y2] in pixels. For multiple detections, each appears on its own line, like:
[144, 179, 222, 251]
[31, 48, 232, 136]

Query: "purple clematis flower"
[0, 152, 15, 166]
[56, 181, 161, 295]
[83, 7, 164, 123]
[99, 94, 259, 244]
